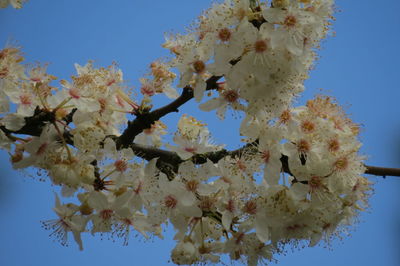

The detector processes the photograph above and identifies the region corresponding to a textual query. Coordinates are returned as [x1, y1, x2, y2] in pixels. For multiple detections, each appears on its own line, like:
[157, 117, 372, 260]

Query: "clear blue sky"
[0, 1, 399, 265]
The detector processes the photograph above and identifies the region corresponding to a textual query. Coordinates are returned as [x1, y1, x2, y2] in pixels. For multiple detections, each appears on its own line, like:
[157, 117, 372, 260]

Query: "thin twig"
[364, 165, 400, 178]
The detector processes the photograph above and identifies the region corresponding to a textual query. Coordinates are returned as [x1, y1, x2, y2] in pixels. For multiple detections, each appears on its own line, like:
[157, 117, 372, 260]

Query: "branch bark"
[115, 75, 221, 149]
[0, 107, 55, 137]
[1, 83, 400, 179]
[364, 165, 400, 178]
[130, 142, 400, 178]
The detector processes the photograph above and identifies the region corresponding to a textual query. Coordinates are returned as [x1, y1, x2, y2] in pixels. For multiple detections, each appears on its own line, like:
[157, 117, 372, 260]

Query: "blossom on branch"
[0, 0, 386, 265]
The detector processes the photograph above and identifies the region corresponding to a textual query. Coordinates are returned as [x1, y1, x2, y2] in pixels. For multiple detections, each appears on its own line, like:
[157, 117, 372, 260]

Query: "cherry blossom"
[0, 0, 378, 265]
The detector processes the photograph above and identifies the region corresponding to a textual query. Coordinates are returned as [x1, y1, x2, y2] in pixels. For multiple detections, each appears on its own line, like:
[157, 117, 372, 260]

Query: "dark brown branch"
[128, 141, 261, 177]
[115, 87, 194, 149]
[63, 108, 77, 124]
[280, 155, 294, 177]
[115, 75, 221, 149]
[129, 143, 182, 168]
[0, 107, 55, 137]
[152, 75, 221, 120]
[0, 107, 77, 139]
[129, 142, 400, 179]
[191, 141, 258, 164]
[2, 96, 400, 180]
[364, 165, 400, 178]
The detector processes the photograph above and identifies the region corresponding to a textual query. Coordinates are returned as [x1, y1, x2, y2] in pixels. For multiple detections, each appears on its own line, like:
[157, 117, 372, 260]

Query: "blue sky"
[0, 1, 399, 265]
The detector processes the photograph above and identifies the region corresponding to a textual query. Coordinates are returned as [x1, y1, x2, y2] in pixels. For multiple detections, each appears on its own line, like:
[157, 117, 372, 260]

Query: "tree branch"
[190, 141, 258, 164]
[364, 165, 400, 178]
[0, 107, 55, 137]
[129, 143, 182, 163]
[129, 142, 400, 179]
[2, 92, 400, 180]
[115, 75, 221, 149]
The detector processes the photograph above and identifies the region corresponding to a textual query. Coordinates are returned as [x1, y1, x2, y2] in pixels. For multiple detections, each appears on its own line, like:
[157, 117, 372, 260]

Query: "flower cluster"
[168, 115, 223, 160]
[164, 0, 333, 118]
[0, 0, 373, 265]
